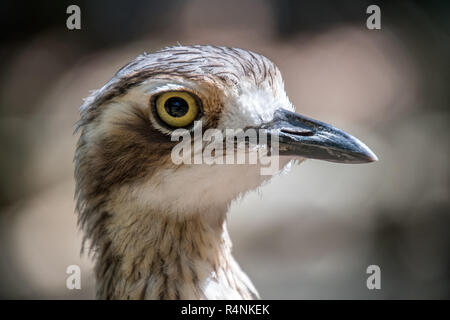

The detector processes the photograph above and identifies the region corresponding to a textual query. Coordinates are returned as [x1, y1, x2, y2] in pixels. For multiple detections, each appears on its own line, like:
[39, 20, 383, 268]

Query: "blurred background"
[0, 0, 448, 299]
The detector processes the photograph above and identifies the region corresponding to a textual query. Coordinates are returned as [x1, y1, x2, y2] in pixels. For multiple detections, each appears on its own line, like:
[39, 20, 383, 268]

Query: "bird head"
[75, 45, 377, 220]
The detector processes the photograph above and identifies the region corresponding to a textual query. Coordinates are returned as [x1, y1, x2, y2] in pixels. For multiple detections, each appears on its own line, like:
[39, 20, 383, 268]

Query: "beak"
[261, 108, 378, 164]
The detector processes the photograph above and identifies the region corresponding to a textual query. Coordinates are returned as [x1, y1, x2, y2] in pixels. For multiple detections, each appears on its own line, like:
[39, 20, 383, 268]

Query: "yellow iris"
[155, 91, 199, 127]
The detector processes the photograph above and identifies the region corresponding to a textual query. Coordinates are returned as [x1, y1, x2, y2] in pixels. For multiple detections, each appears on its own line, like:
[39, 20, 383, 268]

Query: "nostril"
[281, 128, 314, 137]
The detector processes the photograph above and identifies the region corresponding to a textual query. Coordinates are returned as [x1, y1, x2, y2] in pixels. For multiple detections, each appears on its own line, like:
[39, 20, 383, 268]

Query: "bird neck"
[93, 207, 256, 299]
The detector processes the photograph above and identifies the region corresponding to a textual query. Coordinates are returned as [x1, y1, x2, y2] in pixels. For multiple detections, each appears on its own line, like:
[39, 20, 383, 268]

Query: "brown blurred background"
[0, 0, 449, 299]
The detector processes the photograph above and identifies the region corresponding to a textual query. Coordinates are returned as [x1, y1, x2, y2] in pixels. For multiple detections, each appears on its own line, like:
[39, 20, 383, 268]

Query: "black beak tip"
[360, 149, 379, 163]
[351, 140, 379, 163]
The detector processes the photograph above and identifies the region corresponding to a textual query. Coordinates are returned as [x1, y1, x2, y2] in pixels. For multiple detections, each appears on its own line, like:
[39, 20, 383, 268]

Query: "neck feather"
[91, 206, 257, 299]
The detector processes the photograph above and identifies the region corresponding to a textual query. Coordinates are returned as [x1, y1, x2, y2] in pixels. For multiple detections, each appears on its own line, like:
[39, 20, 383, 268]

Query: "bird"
[74, 45, 377, 300]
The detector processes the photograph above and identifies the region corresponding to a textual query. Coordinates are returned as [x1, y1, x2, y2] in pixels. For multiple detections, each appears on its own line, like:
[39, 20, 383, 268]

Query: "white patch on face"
[110, 156, 294, 217]
[218, 79, 293, 130]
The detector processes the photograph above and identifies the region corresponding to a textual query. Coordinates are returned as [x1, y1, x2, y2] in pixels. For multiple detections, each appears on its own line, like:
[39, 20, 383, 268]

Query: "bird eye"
[154, 91, 199, 127]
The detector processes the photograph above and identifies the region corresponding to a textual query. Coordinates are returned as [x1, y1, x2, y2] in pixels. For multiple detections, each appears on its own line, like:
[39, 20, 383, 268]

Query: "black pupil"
[164, 97, 189, 117]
